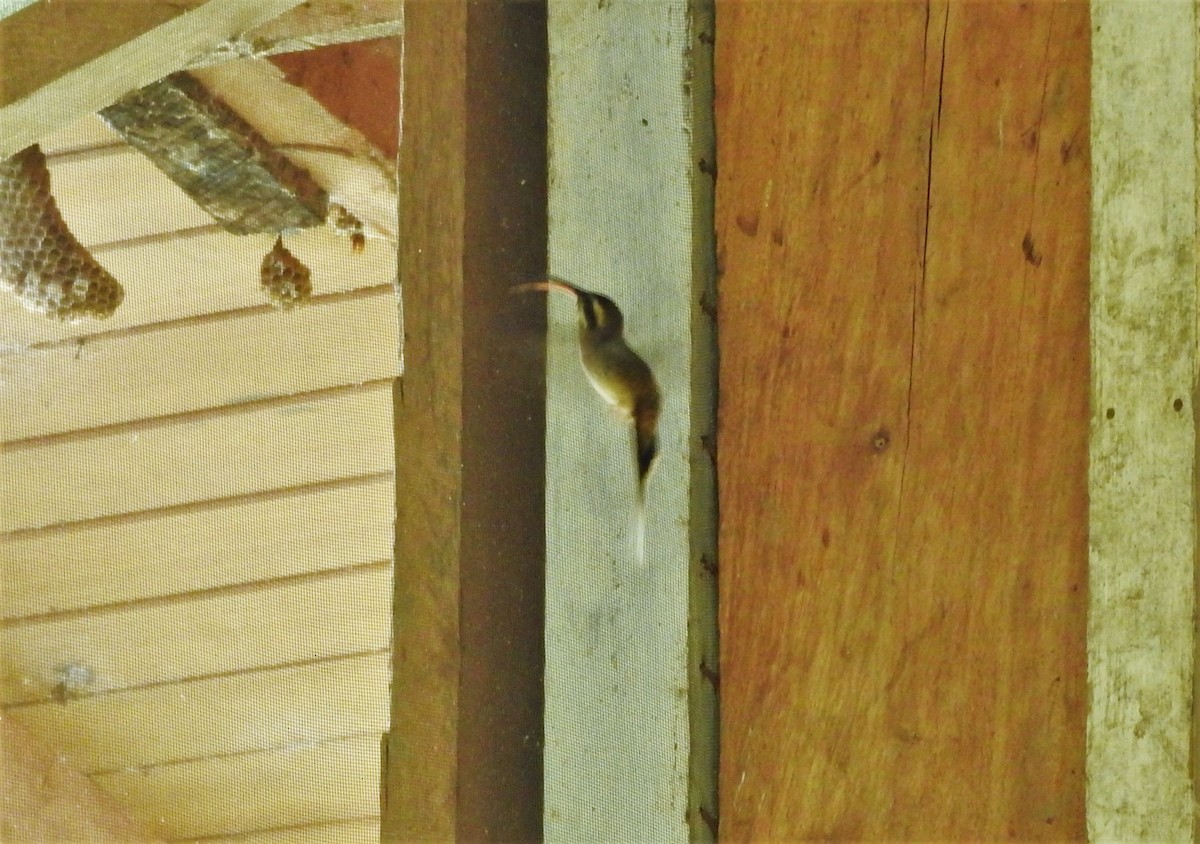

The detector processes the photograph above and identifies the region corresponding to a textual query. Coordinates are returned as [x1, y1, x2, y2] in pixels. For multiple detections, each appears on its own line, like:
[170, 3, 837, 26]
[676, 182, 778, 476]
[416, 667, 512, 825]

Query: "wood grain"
[716, 2, 1089, 838]
[383, 2, 547, 839]
[382, 3, 466, 837]
[0, 565, 391, 705]
[0, 383, 393, 531]
[1088, 1, 1197, 837]
[8, 651, 388, 772]
[0, 0, 307, 158]
[1, 475, 391, 619]
[94, 733, 379, 839]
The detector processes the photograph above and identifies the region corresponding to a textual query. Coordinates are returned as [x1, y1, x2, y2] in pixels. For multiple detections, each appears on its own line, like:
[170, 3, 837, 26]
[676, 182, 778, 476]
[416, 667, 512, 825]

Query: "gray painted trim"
[545, 1, 716, 839]
[1089, 2, 1197, 839]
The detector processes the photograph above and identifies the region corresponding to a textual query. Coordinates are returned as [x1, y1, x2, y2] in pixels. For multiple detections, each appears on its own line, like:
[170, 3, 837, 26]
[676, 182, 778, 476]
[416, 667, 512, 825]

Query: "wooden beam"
[0, 0, 306, 159]
[382, 1, 547, 839]
[383, 6, 469, 833]
[717, 2, 1089, 838]
[190, 0, 402, 66]
[0, 0, 37, 22]
[543, 2, 717, 839]
[1088, 1, 1197, 839]
[0, 715, 163, 841]
[0, 1, 198, 108]
[191, 57, 399, 241]
[269, 39, 402, 161]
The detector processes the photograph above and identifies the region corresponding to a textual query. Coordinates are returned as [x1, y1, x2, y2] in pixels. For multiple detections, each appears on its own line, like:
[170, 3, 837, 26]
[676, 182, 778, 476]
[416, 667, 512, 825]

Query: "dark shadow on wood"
[385, 1, 547, 840]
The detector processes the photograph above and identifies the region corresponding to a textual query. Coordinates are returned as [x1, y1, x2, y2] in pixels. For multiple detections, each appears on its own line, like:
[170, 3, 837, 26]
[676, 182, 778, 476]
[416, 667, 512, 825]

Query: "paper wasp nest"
[260, 236, 311, 308]
[99, 73, 329, 237]
[0, 145, 124, 321]
[100, 72, 358, 307]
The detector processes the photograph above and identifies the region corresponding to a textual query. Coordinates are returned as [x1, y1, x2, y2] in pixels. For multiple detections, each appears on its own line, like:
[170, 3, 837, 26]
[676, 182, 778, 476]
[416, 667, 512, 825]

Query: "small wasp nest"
[260, 236, 311, 308]
[0, 145, 124, 321]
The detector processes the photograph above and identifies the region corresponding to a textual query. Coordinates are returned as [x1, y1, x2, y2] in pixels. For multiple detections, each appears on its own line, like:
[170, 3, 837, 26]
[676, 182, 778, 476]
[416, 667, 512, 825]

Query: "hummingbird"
[513, 276, 661, 563]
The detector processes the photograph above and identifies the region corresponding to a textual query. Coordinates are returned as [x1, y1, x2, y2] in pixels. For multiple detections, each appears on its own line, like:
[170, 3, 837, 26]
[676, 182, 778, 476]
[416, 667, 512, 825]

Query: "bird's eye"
[578, 297, 600, 330]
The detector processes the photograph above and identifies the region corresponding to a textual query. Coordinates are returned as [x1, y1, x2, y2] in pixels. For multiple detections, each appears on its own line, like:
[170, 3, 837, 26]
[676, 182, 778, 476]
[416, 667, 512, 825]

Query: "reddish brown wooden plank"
[716, 2, 1089, 838]
[270, 38, 400, 159]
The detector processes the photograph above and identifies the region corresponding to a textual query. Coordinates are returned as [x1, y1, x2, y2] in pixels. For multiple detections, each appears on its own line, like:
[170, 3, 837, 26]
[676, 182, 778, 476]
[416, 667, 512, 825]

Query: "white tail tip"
[633, 501, 647, 567]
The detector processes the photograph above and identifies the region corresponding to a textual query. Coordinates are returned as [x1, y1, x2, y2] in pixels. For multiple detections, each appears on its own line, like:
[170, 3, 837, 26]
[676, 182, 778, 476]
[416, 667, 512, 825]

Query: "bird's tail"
[631, 423, 656, 568]
[632, 476, 649, 567]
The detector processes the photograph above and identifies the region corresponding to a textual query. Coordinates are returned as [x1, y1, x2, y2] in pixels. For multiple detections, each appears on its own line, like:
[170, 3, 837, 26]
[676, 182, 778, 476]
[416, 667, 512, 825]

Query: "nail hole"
[1173, 398, 1184, 412]
[1105, 408, 1115, 419]
[871, 429, 890, 452]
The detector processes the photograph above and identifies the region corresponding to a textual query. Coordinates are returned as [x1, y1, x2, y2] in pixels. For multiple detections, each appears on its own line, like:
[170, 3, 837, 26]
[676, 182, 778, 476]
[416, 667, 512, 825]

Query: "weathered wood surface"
[716, 2, 1089, 838]
[381, 4, 467, 836]
[194, 1, 402, 67]
[1088, 1, 1197, 839]
[0, 38, 400, 839]
[0, 0, 307, 157]
[383, 2, 547, 840]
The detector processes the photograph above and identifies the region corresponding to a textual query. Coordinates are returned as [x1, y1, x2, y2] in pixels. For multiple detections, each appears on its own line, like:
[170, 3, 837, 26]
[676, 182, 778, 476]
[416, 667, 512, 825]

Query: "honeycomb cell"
[260, 235, 311, 309]
[0, 144, 124, 321]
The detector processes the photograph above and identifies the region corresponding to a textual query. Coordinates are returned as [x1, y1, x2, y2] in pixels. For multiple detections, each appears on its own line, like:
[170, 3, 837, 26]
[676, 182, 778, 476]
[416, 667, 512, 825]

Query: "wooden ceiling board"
[0, 225, 396, 349]
[0, 565, 392, 705]
[92, 733, 380, 839]
[8, 651, 388, 773]
[1, 288, 398, 440]
[1, 382, 394, 531]
[48, 146, 215, 245]
[1, 475, 391, 619]
[36, 114, 124, 154]
[1, 59, 397, 349]
[1, 23, 399, 840]
[181, 817, 381, 843]
[191, 60, 398, 240]
[0, 0, 310, 158]
[0, 715, 164, 842]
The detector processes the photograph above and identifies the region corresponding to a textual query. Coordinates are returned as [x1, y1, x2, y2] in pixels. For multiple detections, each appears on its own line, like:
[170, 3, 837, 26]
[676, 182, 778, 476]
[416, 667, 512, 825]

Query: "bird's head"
[511, 277, 625, 341]
[573, 288, 624, 340]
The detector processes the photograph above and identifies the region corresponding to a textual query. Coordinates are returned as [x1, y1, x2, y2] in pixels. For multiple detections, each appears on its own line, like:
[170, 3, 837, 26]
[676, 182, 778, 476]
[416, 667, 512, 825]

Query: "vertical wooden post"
[716, 3, 1090, 838]
[1088, 2, 1197, 839]
[544, 1, 717, 839]
[383, 1, 547, 840]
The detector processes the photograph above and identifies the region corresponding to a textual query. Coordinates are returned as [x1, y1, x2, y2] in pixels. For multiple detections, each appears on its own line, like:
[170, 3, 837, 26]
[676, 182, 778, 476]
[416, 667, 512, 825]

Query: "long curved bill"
[509, 277, 579, 298]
